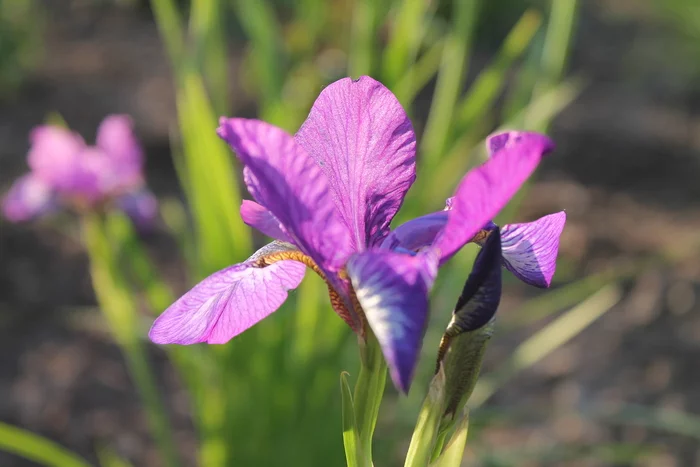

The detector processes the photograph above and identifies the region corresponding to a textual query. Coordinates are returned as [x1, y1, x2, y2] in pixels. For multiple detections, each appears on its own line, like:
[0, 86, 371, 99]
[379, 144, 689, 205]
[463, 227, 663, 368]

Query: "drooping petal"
[240, 200, 293, 243]
[116, 188, 158, 230]
[2, 174, 56, 222]
[149, 242, 306, 345]
[218, 118, 353, 271]
[500, 211, 566, 288]
[433, 132, 554, 264]
[450, 229, 502, 333]
[27, 125, 85, 190]
[295, 76, 417, 249]
[380, 211, 447, 252]
[347, 249, 438, 393]
[96, 114, 144, 188]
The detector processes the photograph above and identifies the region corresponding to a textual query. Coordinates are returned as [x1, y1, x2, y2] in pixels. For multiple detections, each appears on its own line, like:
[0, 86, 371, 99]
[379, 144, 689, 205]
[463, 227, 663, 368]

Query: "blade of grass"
[470, 284, 623, 408]
[420, 0, 480, 167]
[348, 0, 382, 77]
[0, 422, 91, 467]
[382, 0, 431, 87]
[149, 0, 185, 66]
[393, 38, 445, 108]
[453, 9, 542, 134]
[530, 0, 579, 101]
[230, 0, 285, 117]
[176, 68, 251, 275]
[189, 0, 228, 115]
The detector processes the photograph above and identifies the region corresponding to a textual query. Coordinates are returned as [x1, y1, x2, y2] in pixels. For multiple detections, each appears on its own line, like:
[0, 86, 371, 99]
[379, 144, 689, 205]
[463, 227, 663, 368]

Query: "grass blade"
[0, 422, 91, 467]
[420, 0, 480, 167]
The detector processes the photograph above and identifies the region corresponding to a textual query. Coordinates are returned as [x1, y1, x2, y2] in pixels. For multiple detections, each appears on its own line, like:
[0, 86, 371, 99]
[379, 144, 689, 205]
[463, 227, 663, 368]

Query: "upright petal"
[240, 200, 293, 243]
[2, 174, 56, 222]
[96, 114, 144, 188]
[433, 132, 554, 264]
[295, 76, 417, 249]
[348, 249, 437, 393]
[27, 125, 85, 190]
[218, 118, 352, 271]
[149, 243, 306, 345]
[500, 211, 566, 288]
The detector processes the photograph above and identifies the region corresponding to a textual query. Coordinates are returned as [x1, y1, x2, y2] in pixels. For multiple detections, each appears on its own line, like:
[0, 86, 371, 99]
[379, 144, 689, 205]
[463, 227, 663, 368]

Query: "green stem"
[352, 333, 387, 465]
[82, 215, 181, 467]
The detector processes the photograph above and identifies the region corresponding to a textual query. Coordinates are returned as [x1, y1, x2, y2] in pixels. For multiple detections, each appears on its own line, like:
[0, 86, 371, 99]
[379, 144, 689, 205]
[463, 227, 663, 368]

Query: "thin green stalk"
[393, 38, 445, 107]
[189, 0, 228, 115]
[420, 0, 480, 167]
[353, 333, 388, 464]
[527, 0, 579, 129]
[453, 9, 542, 133]
[230, 0, 285, 116]
[0, 422, 91, 467]
[82, 214, 181, 467]
[382, 0, 431, 87]
[348, 0, 381, 77]
[149, 0, 185, 66]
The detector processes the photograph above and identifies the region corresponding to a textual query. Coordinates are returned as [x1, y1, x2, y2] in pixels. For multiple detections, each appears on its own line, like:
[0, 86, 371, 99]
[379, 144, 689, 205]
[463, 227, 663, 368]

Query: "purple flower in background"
[149, 76, 564, 392]
[2, 115, 157, 227]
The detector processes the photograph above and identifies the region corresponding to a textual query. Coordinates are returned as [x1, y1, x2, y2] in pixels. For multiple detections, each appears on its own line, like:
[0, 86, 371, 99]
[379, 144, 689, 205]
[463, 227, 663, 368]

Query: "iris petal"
[27, 125, 85, 191]
[2, 174, 56, 222]
[96, 114, 144, 189]
[501, 211, 566, 288]
[240, 200, 293, 243]
[348, 249, 437, 393]
[149, 242, 306, 345]
[295, 76, 417, 249]
[218, 118, 353, 272]
[433, 132, 554, 264]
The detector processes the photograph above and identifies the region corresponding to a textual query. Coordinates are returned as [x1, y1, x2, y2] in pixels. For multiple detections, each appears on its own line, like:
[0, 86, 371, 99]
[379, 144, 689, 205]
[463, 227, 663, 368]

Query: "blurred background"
[2, 0, 700, 466]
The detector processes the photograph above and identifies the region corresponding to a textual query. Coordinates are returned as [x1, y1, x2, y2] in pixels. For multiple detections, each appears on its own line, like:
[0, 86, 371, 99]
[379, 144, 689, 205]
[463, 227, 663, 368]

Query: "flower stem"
[82, 214, 181, 467]
[352, 332, 387, 465]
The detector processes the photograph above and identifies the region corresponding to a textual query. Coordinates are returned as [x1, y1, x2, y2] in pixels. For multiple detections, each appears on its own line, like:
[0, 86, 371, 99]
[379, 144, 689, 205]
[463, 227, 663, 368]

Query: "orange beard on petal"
[254, 250, 366, 335]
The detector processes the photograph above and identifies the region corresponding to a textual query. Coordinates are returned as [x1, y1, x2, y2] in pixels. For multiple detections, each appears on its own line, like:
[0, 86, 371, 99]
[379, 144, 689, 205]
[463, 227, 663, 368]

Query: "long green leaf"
[453, 9, 542, 133]
[382, 0, 431, 86]
[0, 422, 91, 467]
[420, 0, 480, 166]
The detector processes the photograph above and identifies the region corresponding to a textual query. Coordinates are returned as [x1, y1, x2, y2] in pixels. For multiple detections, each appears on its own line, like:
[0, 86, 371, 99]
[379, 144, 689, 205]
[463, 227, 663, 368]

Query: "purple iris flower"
[2, 115, 157, 227]
[149, 76, 564, 392]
